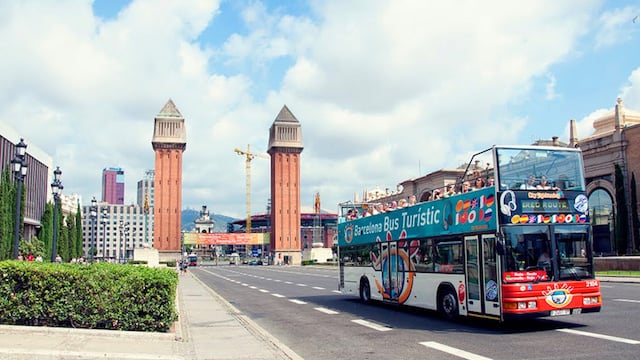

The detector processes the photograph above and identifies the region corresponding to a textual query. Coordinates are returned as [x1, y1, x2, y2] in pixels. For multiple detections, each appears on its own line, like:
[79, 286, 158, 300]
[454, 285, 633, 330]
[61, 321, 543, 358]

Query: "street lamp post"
[119, 220, 129, 263]
[50, 167, 63, 262]
[89, 197, 98, 263]
[100, 207, 109, 261]
[11, 138, 28, 259]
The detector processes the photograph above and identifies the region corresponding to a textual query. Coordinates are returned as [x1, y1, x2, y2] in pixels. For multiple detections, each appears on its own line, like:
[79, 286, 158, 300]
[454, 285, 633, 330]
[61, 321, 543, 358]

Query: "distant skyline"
[1, 0, 639, 219]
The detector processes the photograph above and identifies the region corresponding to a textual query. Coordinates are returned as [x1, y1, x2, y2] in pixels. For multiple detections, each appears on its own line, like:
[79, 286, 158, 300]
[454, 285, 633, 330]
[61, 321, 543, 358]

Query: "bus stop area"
[0, 272, 301, 360]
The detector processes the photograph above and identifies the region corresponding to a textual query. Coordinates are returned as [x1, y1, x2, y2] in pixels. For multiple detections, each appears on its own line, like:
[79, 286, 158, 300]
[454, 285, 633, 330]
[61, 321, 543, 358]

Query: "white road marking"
[314, 307, 339, 315]
[557, 329, 640, 344]
[249, 286, 257, 289]
[241, 283, 248, 286]
[289, 299, 307, 305]
[351, 319, 391, 332]
[296, 283, 307, 287]
[259, 289, 269, 293]
[332, 290, 341, 294]
[312, 286, 325, 290]
[271, 293, 285, 298]
[284, 281, 293, 284]
[613, 298, 640, 304]
[420, 342, 492, 360]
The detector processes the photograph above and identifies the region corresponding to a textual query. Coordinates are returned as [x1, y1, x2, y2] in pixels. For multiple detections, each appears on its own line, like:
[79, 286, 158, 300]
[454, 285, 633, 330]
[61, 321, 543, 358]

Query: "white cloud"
[6, 0, 639, 221]
[545, 73, 560, 100]
[594, 5, 640, 49]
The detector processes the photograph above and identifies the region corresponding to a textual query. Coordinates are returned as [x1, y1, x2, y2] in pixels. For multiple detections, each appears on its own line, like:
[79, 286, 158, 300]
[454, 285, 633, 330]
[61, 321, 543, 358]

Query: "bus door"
[482, 234, 501, 316]
[381, 241, 401, 302]
[464, 236, 482, 313]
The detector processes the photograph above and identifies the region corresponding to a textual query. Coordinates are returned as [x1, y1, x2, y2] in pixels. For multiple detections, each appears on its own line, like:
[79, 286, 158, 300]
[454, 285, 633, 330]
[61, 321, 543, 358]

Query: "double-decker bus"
[337, 145, 601, 321]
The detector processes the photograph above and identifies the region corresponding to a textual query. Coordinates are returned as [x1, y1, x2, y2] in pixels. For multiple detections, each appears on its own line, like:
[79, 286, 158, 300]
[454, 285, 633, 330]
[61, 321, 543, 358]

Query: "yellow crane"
[234, 144, 268, 234]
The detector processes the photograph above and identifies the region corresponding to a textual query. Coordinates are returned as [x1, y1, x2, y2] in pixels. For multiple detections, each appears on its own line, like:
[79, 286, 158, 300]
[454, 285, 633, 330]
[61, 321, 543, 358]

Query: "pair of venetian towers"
[152, 99, 304, 264]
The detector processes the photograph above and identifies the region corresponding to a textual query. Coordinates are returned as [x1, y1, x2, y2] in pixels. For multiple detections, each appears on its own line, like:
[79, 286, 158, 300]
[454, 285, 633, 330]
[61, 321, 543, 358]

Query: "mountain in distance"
[181, 209, 238, 232]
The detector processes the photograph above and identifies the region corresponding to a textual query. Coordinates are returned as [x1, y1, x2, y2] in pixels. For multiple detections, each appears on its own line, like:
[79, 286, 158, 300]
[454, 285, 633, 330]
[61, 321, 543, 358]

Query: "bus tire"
[438, 287, 458, 321]
[359, 278, 371, 303]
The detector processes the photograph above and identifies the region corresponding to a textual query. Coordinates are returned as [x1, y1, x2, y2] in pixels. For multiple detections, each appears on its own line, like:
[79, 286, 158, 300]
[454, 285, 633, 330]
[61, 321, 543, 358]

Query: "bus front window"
[503, 226, 553, 281]
[555, 225, 593, 280]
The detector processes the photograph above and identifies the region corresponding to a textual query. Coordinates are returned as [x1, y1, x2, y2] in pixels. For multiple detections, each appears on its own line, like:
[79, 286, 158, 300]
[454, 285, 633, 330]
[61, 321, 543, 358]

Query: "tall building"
[102, 167, 125, 205]
[268, 105, 304, 265]
[152, 99, 186, 254]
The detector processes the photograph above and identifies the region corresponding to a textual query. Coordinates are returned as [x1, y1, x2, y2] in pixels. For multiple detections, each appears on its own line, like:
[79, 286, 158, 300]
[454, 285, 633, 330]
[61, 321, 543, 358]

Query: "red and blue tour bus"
[337, 145, 601, 321]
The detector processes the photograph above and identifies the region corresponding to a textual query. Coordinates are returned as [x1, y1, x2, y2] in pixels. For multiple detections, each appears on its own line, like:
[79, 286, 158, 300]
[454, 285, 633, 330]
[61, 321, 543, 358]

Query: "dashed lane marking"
[312, 286, 325, 290]
[259, 289, 269, 293]
[289, 299, 307, 305]
[296, 283, 307, 287]
[420, 342, 492, 360]
[271, 293, 286, 298]
[613, 298, 640, 304]
[557, 329, 640, 345]
[351, 319, 391, 332]
[314, 307, 339, 315]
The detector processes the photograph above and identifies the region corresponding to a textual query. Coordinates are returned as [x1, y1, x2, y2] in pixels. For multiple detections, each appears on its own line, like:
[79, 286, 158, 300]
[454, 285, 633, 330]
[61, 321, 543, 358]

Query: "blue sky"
[1, 0, 640, 219]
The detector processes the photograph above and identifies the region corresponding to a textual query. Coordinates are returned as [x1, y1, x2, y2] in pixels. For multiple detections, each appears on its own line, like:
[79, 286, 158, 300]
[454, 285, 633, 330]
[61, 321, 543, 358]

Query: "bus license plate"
[550, 309, 571, 316]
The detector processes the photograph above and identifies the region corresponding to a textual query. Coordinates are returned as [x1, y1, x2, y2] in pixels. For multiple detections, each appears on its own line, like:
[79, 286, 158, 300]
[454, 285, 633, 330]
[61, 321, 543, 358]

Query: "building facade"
[152, 99, 186, 255]
[0, 132, 52, 242]
[571, 98, 640, 255]
[102, 167, 125, 205]
[82, 202, 152, 261]
[268, 105, 304, 265]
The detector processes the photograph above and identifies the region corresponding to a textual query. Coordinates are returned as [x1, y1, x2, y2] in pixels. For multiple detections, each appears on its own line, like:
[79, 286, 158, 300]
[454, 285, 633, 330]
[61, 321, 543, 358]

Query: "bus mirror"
[496, 240, 505, 256]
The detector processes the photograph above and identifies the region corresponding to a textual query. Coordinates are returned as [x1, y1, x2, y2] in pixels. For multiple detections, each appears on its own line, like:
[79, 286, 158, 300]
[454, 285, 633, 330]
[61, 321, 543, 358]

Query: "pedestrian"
[35, 254, 43, 262]
[55, 254, 62, 263]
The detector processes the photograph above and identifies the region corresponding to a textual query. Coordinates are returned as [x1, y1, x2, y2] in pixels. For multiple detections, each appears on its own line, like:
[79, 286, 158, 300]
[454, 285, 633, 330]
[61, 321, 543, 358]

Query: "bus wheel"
[439, 288, 458, 321]
[359, 278, 371, 303]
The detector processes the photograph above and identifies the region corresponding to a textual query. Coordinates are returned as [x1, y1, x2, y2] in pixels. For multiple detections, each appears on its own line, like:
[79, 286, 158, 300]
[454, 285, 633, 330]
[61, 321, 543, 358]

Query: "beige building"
[571, 98, 640, 255]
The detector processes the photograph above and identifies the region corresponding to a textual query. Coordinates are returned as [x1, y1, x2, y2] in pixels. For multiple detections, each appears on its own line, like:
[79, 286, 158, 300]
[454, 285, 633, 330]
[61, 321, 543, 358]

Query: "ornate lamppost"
[119, 220, 129, 263]
[100, 206, 109, 261]
[51, 167, 63, 262]
[89, 197, 98, 263]
[11, 138, 28, 260]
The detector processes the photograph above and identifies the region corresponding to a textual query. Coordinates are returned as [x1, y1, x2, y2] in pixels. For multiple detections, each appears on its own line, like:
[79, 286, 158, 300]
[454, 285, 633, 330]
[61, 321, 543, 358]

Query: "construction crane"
[234, 144, 268, 234]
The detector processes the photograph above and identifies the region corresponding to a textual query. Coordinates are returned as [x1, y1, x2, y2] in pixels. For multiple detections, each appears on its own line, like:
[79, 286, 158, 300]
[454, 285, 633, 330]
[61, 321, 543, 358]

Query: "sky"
[1, 0, 640, 220]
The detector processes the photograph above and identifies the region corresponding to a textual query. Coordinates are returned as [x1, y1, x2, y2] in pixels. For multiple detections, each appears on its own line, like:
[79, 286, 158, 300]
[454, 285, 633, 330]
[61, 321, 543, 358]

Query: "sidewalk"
[0, 272, 301, 360]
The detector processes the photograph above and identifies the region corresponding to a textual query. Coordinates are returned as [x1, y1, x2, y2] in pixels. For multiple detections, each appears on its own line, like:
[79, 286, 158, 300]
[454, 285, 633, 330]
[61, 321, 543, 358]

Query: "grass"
[596, 270, 640, 277]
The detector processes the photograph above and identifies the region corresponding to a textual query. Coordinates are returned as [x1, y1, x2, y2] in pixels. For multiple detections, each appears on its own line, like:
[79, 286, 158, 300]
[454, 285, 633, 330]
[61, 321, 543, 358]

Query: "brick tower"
[268, 105, 304, 265]
[151, 99, 186, 255]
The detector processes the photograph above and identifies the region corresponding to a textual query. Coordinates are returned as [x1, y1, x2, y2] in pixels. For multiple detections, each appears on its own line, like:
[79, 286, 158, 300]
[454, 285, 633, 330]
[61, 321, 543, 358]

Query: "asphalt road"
[190, 265, 640, 360]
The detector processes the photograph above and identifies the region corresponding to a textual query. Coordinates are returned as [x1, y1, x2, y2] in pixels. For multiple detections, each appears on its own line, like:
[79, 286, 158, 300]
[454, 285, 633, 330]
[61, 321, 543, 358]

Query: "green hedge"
[0, 261, 178, 332]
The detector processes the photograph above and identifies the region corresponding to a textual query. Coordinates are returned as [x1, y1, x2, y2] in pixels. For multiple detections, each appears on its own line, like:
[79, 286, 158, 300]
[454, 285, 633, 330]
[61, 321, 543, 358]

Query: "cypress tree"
[0, 168, 13, 259]
[614, 164, 629, 255]
[632, 173, 639, 252]
[40, 202, 53, 261]
[75, 204, 83, 258]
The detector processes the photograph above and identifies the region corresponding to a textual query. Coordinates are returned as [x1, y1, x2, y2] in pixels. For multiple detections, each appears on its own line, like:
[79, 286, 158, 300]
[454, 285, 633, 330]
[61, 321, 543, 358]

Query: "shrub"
[0, 261, 177, 332]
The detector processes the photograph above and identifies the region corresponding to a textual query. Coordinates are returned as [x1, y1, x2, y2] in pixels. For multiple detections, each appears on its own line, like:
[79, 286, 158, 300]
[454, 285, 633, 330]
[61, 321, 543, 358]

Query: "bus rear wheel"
[439, 288, 458, 321]
[359, 279, 371, 303]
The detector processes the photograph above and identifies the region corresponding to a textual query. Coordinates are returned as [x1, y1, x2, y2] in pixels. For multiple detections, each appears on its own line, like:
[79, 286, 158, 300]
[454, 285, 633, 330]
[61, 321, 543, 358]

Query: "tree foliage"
[614, 164, 629, 255]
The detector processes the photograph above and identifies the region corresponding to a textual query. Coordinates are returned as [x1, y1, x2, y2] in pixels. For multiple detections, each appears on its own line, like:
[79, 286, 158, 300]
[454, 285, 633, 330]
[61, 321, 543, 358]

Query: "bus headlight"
[527, 301, 537, 309]
[583, 296, 599, 305]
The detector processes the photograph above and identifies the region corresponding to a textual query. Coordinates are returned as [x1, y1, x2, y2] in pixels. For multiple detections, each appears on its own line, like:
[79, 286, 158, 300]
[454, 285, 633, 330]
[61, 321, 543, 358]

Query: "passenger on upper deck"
[472, 177, 485, 190]
[433, 189, 442, 200]
[461, 181, 471, 193]
[486, 177, 495, 187]
[408, 195, 417, 206]
[520, 175, 537, 190]
[398, 198, 408, 208]
[444, 184, 456, 197]
[536, 175, 557, 190]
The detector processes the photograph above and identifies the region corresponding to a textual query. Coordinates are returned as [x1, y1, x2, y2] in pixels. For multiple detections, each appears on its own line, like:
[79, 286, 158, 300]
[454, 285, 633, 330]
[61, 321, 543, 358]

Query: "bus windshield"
[496, 147, 585, 191]
[502, 225, 593, 282]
